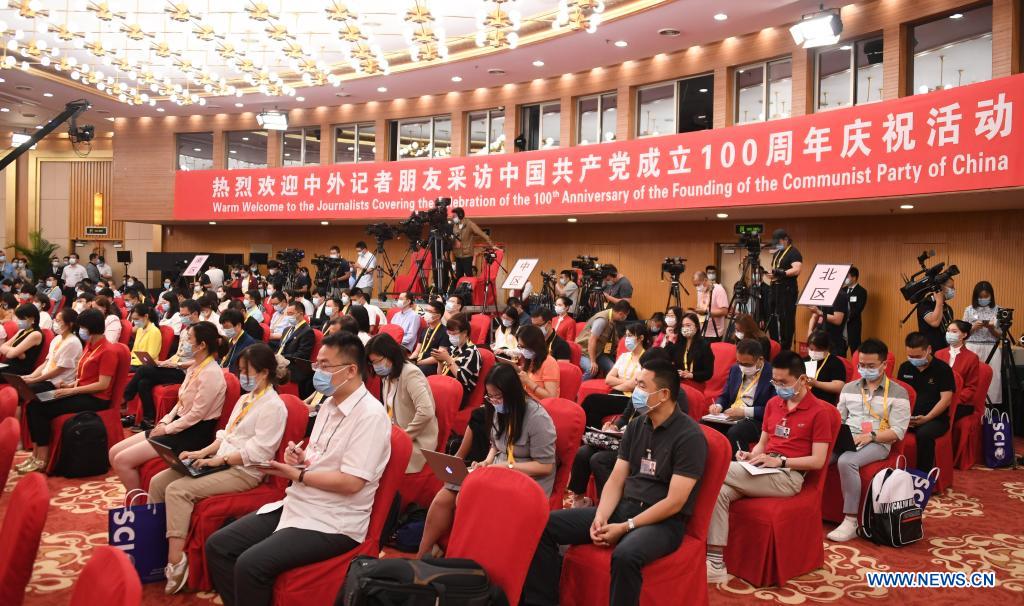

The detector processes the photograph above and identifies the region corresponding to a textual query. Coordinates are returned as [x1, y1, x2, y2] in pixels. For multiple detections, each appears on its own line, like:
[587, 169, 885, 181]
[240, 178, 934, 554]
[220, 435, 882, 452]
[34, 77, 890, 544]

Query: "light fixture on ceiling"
[949, 13, 964, 19]
[900, 204, 914, 209]
[477, 0, 522, 49]
[699, 88, 708, 93]
[377, 86, 388, 92]
[566, 217, 578, 223]
[713, 13, 728, 21]
[235, 102, 244, 107]
[11, 133, 35, 149]
[716, 212, 729, 218]
[336, 92, 351, 97]
[487, 68, 505, 75]
[0, 108, 8, 112]
[613, 40, 628, 48]
[451, 75, 462, 82]
[256, 109, 288, 130]
[532, 59, 544, 67]
[553, 0, 604, 34]
[320, 221, 329, 225]
[403, 0, 448, 62]
[790, 8, 843, 48]
[208, 221, 217, 225]
[42, 92, 54, 97]
[193, 147, 202, 152]
[839, 44, 852, 50]
[295, 96, 305, 102]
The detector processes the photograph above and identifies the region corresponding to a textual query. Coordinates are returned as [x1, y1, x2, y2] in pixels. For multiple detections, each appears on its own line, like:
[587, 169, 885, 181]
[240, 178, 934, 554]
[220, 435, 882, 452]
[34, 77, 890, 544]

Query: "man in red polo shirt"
[705, 350, 833, 583]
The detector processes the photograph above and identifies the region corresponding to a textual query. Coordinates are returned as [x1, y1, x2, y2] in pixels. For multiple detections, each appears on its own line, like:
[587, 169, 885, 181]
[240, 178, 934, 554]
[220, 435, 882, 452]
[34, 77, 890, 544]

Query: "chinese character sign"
[798, 264, 852, 307]
[175, 75, 1024, 222]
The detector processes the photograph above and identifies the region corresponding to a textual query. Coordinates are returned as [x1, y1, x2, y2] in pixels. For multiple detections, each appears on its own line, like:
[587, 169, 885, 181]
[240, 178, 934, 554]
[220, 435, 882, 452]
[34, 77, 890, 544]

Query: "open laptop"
[422, 450, 471, 487]
[147, 437, 230, 478]
[135, 351, 157, 366]
[1, 373, 55, 402]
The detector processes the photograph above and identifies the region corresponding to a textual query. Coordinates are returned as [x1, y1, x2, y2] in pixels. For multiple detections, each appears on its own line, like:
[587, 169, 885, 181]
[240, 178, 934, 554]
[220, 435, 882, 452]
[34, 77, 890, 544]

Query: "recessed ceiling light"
[451, 75, 462, 82]
[296, 96, 305, 102]
[714, 13, 728, 21]
[613, 40, 628, 48]
[0, 77, 5, 83]
[949, 13, 964, 19]
[0, 108, 8, 113]
[234, 102, 244, 107]
[716, 212, 729, 218]
[699, 88, 708, 93]
[335, 92, 351, 98]
[230, 150, 237, 154]
[15, 85, 31, 91]
[208, 221, 217, 225]
[284, 152, 291, 157]
[42, 92, 53, 97]
[35, 125, 42, 129]
[377, 86, 387, 92]
[320, 221, 329, 225]
[567, 217, 578, 223]
[487, 68, 505, 75]
[900, 204, 914, 209]
[658, 28, 681, 37]
[532, 59, 544, 67]
[156, 107, 165, 112]
[840, 44, 852, 50]
[193, 147, 202, 151]
[106, 117, 115, 121]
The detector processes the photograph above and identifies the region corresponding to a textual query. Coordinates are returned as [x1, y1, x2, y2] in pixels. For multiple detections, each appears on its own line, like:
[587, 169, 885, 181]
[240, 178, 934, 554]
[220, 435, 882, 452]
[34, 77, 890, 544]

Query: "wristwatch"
[298, 469, 307, 484]
[870, 430, 877, 442]
[779, 456, 787, 468]
[627, 518, 636, 532]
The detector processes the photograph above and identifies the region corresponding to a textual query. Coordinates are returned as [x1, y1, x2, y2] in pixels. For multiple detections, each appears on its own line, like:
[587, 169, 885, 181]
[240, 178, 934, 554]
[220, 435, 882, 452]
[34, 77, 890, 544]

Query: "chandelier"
[553, 0, 605, 34]
[403, 0, 447, 63]
[476, 0, 522, 50]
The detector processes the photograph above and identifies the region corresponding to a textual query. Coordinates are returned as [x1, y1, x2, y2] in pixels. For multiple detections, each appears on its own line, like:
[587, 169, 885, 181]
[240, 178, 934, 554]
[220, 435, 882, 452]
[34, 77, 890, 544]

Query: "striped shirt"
[836, 378, 912, 452]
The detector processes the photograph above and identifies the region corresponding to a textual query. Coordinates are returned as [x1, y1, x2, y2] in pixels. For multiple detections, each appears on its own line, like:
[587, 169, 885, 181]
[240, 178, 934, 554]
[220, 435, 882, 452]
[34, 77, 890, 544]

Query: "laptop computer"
[135, 351, 157, 366]
[147, 437, 230, 478]
[1, 373, 55, 402]
[422, 450, 471, 487]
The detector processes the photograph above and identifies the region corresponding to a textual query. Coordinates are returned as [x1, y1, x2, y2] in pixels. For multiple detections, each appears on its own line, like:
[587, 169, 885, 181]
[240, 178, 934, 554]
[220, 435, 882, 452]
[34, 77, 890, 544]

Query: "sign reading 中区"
[174, 74, 1024, 222]
[798, 264, 852, 307]
[502, 258, 539, 290]
[182, 254, 209, 277]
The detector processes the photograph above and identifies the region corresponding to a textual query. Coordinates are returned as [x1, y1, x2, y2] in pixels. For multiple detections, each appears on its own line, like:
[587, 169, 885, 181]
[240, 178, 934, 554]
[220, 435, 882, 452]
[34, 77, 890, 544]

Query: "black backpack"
[338, 556, 508, 606]
[53, 412, 109, 478]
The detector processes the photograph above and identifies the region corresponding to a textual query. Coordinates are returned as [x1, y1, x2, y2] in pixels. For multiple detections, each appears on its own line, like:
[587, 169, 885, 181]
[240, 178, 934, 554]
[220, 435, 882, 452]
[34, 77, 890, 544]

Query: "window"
[226, 130, 269, 169]
[389, 115, 452, 160]
[519, 101, 560, 150]
[636, 74, 713, 137]
[334, 122, 376, 163]
[912, 4, 992, 95]
[281, 127, 321, 166]
[176, 132, 213, 170]
[576, 92, 617, 145]
[467, 108, 506, 154]
[735, 57, 792, 125]
[816, 37, 884, 110]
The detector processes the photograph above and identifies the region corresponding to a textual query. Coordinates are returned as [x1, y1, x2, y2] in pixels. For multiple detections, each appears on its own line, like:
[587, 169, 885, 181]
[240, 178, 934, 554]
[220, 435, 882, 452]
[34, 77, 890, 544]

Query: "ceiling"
[0, 0, 839, 134]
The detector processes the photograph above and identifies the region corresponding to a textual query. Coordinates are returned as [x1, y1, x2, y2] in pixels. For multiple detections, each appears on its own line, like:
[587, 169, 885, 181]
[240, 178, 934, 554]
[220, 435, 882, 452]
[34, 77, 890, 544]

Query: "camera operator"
[325, 245, 353, 292]
[706, 265, 719, 285]
[265, 260, 286, 292]
[917, 276, 955, 354]
[293, 266, 312, 295]
[555, 270, 580, 314]
[349, 241, 376, 297]
[693, 271, 728, 342]
[767, 228, 803, 350]
[600, 265, 633, 307]
[450, 207, 494, 281]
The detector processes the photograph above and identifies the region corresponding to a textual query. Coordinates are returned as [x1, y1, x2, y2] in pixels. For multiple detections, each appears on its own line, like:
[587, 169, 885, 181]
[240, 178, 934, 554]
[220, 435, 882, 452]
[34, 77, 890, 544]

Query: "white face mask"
[664, 316, 677, 327]
[554, 305, 566, 315]
[734, 331, 745, 340]
[808, 350, 826, 361]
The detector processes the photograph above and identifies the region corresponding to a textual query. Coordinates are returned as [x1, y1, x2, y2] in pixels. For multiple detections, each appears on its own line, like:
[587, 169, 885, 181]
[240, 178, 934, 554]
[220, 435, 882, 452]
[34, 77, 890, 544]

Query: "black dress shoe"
[130, 420, 154, 433]
[121, 414, 136, 428]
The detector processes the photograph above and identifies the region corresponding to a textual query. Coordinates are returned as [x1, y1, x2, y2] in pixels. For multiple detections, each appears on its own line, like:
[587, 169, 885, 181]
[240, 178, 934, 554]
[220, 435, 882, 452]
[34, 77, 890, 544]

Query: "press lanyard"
[46, 334, 73, 371]
[277, 320, 305, 354]
[623, 350, 642, 380]
[383, 376, 399, 420]
[312, 392, 369, 460]
[505, 415, 517, 465]
[860, 377, 891, 430]
[11, 328, 30, 347]
[227, 386, 268, 432]
[732, 370, 761, 408]
[418, 323, 442, 361]
[772, 245, 791, 270]
[76, 339, 105, 377]
[814, 354, 829, 380]
[682, 341, 692, 371]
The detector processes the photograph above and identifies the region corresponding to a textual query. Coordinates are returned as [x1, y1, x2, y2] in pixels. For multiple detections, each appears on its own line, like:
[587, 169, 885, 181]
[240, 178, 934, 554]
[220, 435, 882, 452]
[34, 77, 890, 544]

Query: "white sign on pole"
[182, 254, 210, 278]
[798, 264, 851, 307]
[501, 258, 539, 290]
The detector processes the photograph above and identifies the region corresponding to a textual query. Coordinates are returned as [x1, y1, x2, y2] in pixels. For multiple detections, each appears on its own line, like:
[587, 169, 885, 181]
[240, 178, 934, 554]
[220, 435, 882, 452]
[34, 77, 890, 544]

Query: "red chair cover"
[271, 426, 413, 605]
[901, 373, 959, 492]
[0, 387, 16, 421]
[0, 321, 16, 342]
[567, 341, 582, 366]
[705, 342, 736, 401]
[378, 324, 404, 346]
[953, 363, 991, 470]
[557, 361, 583, 401]
[260, 323, 271, 343]
[186, 394, 310, 590]
[452, 349, 494, 437]
[852, 350, 895, 378]
[401, 375, 463, 509]
[560, 427, 732, 606]
[681, 383, 709, 422]
[118, 319, 132, 346]
[311, 329, 323, 362]
[0, 417, 18, 491]
[393, 250, 432, 295]
[33, 329, 53, 370]
[469, 313, 492, 347]
[574, 321, 586, 340]
[577, 378, 612, 404]
[455, 248, 503, 307]
[539, 397, 586, 511]
[448, 466, 549, 606]
[0, 472, 50, 606]
[157, 325, 175, 360]
[69, 546, 141, 606]
[46, 343, 131, 475]
[723, 405, 841, 587]
[837, 356, 854, 381]
[769, 339, 781, 360]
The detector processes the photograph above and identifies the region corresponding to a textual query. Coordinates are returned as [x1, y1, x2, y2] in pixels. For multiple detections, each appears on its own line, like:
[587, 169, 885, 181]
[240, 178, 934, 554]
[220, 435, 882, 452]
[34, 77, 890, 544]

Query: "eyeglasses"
[484, 395, 504, 405]
[769, 379, 801, 389]
[311, 361, 352, 372]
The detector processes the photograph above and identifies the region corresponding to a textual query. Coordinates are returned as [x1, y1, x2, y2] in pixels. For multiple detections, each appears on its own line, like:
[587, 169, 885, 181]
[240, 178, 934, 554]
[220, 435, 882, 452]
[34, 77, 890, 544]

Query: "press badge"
[640, 450, 657, 476]
[774, 424, 791, 438]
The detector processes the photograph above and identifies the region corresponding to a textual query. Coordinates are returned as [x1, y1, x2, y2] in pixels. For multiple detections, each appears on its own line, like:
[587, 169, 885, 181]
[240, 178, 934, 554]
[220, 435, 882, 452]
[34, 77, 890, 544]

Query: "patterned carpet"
[4, 448, 1024, 606]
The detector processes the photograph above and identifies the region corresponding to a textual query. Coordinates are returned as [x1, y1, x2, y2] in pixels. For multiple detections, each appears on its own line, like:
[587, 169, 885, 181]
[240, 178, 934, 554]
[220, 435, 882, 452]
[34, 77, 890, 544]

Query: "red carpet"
[5, 446, 1024, 606]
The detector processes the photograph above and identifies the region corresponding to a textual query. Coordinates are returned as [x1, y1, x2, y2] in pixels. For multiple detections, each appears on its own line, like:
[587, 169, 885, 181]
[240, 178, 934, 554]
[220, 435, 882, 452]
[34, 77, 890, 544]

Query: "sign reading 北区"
[174, 74, 1024, 222]
[798, 264, 852, 308]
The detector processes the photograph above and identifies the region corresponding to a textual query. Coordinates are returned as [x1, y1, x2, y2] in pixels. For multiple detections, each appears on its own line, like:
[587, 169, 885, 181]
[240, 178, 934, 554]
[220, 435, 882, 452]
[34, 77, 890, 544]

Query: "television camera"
[899, 250, 960, 305]
[661, 256, 687, 278]
[366, 222, 397, 243]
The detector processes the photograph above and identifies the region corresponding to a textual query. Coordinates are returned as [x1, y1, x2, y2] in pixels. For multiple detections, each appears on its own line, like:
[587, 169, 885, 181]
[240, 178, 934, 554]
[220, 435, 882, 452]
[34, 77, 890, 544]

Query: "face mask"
[447, 332, 461, 347]
[502, 319, 513, 328]
[180, 316, 193, 327]
[341, 295, 350, 306]
[739, 363, 761, 376]
[445, 301, 457, 312]
[312, 297, 323, 307]
[194, 285, 203, 293]
[78, 328, 90, 341]
[520, 348, 536, 360]
[239, 374, 258, 392]
[843, 278, 852, 287]
[624, 336, 638, 352]
[1, 286, 9, 293]
[808, 350, 825, 361]
[127, 280, 135, 287]
[424, 312, 439, 324]
[244, 299, 255, 309]
[664, 316, 677, 328]
[329, 253, 339, 259]
[977, 298, 991, 307]
[859, 366, 882, 382]
[267, 288, 276, 296]
[69, 258, 78, 265]
[945, 331, 961, 346]
[540, 325, 550, 337]
[313, 367, 347, 396]
[373, 362, 391, 377]
[734, 331, 745, 340]
[944, 288, 955, 300]
[53, 322, 64, 334]
[269, 269, 278, 275]
[16, 319, 29, 330]
[284, 315, 298, 326]
[47, 282, 56, 289]
[163, 281, 171, 289]
[157, 303, 167, 313]
[631, 387, 650, 412]
[274, 303, 285, 313]
[178, 340, 193, 357]
[554, 305, 566, 315]
[558, 278, 567, 285]
[73, 302, 85, 313]
[396, 299, 407, 309]
[681, 326, 696, 338]
[217, 291, 226, 299]
[133, 319, 144, 329]
[908, 356, 928, 368]
[776, 382, 799, 401]
[224, 327, 238, 339]
[52, 263, 60, 270]
[324, 306, 336, 317]
[453, 217, 461, 225]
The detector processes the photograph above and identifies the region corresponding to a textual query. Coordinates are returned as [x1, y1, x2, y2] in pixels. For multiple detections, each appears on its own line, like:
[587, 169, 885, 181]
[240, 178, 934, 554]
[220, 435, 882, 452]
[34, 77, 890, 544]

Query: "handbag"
[582, 428, 621, 451]
[896, 455, 940, 510]
[857, 464, 924, 547]
[107, 488, 168, 583]
[982, 408, 1013, 468]
[338, 555, 508, 606]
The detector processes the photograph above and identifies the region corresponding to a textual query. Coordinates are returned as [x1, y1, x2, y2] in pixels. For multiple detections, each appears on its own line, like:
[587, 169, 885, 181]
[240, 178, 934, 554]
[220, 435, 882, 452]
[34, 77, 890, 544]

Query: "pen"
[735, 440, 744, 455]
[287, 439, 305, 454]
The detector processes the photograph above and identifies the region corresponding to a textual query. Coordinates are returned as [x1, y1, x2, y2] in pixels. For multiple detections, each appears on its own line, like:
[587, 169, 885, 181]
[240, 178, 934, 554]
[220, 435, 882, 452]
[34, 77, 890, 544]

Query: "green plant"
[12, 231, 60, 281]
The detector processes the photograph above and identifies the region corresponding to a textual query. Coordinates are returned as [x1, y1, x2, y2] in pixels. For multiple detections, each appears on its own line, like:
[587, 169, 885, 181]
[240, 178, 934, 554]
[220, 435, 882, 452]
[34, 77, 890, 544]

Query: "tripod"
[984, 315, 1022, 468]
[664, 272, 690, 311]
[479, 252, 506, 314]
[363, 240, 399, 302]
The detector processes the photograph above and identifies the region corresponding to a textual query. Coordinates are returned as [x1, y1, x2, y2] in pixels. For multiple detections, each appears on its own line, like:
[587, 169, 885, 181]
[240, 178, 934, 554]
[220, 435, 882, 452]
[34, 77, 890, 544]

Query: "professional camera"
[311, 255, 346, 270]
[661, 256, 687, 277]
[482, 247, 498, 265]
[572, 255, 600, 272]
[899, 250, 960, 305]
[737, 232, 763, 256]
[276, 248, 305, 264]
[398, 213, 427, 246]
[366, 222, 397, 242]
[997, 308, 1014, 330]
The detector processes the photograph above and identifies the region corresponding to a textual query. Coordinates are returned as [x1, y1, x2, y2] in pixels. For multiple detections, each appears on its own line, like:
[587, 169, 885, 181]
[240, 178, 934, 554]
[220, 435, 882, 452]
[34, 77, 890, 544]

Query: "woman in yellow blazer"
[129, 303, 163, 368]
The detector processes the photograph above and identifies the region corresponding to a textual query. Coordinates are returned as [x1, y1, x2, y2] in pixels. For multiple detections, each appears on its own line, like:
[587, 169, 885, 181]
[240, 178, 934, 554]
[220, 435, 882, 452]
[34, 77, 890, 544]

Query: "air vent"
[15, 85, 31, 91]
[658, 28, 681, 37]
[487, 68, 505, 75]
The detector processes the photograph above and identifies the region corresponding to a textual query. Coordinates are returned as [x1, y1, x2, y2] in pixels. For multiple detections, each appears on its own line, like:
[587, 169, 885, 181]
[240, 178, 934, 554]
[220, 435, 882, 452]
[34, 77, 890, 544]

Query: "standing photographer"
[917, 276, 955, 354]
[601, 265, 633, 307]
[451, 207, 493, 281]
[767, 228, 803, 350]
[555, 270, 580, 314]
[349, 241, 376, 298]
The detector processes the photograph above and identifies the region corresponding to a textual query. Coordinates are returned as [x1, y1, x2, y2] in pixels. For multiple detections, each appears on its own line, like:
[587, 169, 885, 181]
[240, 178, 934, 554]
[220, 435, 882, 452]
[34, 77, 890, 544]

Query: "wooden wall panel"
[69, 161, 121, 241]
[161, 207, 1023, 356]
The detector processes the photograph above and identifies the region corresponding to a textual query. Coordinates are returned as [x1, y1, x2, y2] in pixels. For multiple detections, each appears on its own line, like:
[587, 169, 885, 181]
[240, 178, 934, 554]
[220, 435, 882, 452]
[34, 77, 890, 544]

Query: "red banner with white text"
[174, 74, 1024, 221]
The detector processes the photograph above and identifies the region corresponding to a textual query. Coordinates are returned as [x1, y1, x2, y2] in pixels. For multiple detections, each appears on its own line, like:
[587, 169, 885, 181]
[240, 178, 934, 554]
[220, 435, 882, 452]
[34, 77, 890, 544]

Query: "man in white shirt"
[60, 254, 89, 304]
[205, 263, 225, 289]
[96, 255, 114, 279]
[390, 291, 420, 352]
[350, 241, 377, 296]
[205, 332, 392, 606]
[350, 288, 386, 330]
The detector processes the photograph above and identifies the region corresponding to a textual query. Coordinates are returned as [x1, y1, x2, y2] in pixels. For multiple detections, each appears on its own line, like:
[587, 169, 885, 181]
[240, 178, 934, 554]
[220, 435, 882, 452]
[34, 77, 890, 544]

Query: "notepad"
[739, 461, 783, 476]
[804, 360, 818, 377]
[702, 413, 738, 425]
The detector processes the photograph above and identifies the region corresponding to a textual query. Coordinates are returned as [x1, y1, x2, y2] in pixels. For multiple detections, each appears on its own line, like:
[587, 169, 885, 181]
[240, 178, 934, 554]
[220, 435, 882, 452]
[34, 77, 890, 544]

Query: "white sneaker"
[827, 518, 860, 542]
[706, 559, 729, 584]
[164, 554, 189, 595]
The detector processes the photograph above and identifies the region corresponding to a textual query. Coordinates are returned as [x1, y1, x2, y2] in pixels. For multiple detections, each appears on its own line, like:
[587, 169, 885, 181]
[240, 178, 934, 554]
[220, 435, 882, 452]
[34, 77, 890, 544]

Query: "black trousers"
[454, 256, 474, 281]
[26, 394, 108, 446]
[847, 320, 863, 354]
[709, 417, 763, 456]
[567, 445, 618, 495]
[768, 285, 797, 351]
[206, 508, 359, 606]
[910, 416, 950, 471]
[581, 394, 628, 429]
[522, 502, 685, 606]
[123, 365, 186, 421]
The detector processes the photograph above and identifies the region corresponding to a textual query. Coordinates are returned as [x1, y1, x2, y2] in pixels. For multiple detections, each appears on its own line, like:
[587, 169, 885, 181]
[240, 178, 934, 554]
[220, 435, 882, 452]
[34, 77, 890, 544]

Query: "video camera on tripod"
[572, 255, 604, 280]
[899, 250, 960, 305]
[366, 222, 397, 243]
[661, 257, 687, 279]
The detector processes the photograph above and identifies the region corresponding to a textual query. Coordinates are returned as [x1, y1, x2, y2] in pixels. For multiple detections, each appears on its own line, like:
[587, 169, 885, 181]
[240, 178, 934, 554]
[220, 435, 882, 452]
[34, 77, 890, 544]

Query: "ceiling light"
[208, 221, 217, 225]
[0, 77, 4, 83]
[532, 59, 544, 67]
[377, 86, 387, 92]
[235, 102, 244, 107]
[256, 110, 288, 130]
[716, 212, 729, 218]
[949, 13, 964, 19]
[230, 150, 237, 154]
[193, 147, 202, 152]
[613, 40, 628, 48]
[713, 13, 728, 21]
[567, 217, 578, 223]
[900, 204, 914, 209]
[790, 8, 842, 48]
[487, 68, 505, 75]
[11, 133, 35, 149]
[658, 28, 681, 37]
[0, 108, 8, 112]
[699, 88, 708, 93]
[320, 221, 329, 225]
[35, 125, 43, 129]
[335, 92, 351, 98]
[451, 75, 462, 82]
[242, 137, 249, 141]
[156, 107, 165, 112]
[840, 45, 852, 51]
[42, 92, 54, 97]
[295, 96, 305, 102]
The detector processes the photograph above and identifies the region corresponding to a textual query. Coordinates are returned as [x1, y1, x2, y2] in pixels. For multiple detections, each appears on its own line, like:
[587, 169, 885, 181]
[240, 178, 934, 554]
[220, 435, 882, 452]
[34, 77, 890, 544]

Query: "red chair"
[576, 378, 612, 404]
[539, 397, 586, 510]
[852, 350, 895, 378]
[837, 356, 854, 381]
[448, 467, 550, 606]
[560, 427, 731, 606]
[46, 343, 131, 475]
[574, 321, 586, 340]
[567, 341, 582, 366]
[0, 388, 16, 421]
[270, 426, 412, 605]
[401, 375, 463, 509]
[118, 319, 132, 346]
[378, 323, 404, 346]
[769, 339, 781, 359]
[311, 329, 324, 362]
[681, 383, 709, 422]
[557, 361, 583, 401]
[705, 342, 736, 401]
[455, 248, 504, 307]
[186, 394, 309, 590]
[1, 321, 16, 341]
[724, 405, 841, 587]
[901, 373, 960, 493]
[260, 323, 271, 343]
[0, 472, 50, 606]
[68, 545, 141, 606]
[469, 312, 491, 347]
[953, 363, 992, 470]
[32, 329, 53, 370]
[0, 417, 18, 492]
[452, 348, 495, 436]
[158, 325, 175, 360]
[393, 249, 432, 295]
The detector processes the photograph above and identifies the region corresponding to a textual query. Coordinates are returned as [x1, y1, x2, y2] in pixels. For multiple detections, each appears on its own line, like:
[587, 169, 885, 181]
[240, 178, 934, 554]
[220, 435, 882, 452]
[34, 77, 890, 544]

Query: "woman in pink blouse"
[108, 321, 227, 492]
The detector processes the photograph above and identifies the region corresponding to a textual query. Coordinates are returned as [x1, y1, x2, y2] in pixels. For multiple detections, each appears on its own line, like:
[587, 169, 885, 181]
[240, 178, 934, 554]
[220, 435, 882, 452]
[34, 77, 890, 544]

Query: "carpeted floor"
[4, 445, 1023, 606]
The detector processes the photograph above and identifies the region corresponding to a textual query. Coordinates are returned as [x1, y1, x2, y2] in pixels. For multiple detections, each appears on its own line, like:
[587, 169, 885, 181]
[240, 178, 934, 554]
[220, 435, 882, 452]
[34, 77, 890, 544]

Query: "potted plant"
[12, 231, 60, 282]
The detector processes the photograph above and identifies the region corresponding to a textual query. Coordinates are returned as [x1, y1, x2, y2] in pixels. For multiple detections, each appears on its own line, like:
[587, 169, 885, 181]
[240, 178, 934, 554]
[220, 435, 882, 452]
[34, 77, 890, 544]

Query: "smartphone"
[251, 462, 308, 469]
[494, 355, 517, 365]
